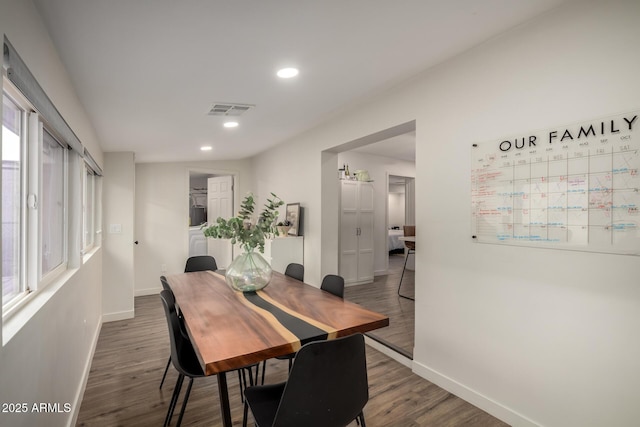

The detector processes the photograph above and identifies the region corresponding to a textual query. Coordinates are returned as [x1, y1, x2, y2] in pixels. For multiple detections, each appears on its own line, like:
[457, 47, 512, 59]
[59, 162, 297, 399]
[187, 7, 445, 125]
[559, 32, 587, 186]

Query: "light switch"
[109, 224, 122, 234]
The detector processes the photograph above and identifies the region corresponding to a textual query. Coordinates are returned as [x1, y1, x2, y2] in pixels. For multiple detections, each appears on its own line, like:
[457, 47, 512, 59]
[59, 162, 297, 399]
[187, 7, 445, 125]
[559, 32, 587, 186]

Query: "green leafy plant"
[202, 193, 284, 253]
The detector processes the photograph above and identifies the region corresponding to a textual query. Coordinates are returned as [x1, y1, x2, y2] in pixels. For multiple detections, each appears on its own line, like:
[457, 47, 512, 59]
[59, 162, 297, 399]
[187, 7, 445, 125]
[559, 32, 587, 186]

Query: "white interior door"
[207, 176, 233, 269]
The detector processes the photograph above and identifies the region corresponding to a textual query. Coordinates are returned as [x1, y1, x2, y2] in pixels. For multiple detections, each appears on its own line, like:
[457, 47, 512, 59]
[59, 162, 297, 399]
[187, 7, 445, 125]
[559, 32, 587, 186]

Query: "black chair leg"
[359, 412, 367, 427]
[175, 377, 194, 427]
[238, 365, 259, 404]
[261, 360, 267, 384]
[164, 374, 184, 427]
[398, 249, 415, 301]
[242, 400, 249, 427]
[238, 370, 245, 403]
[159, 355, 171, 389]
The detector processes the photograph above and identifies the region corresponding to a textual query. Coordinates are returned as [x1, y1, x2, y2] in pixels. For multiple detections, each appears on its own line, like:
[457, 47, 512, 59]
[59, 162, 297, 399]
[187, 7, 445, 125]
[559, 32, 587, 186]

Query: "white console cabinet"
[263, 236, 304, 274]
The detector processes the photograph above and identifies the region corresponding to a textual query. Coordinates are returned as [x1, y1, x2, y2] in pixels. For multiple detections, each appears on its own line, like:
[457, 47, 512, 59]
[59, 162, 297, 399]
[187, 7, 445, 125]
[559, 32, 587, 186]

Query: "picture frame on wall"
[286, 203, 301, 236]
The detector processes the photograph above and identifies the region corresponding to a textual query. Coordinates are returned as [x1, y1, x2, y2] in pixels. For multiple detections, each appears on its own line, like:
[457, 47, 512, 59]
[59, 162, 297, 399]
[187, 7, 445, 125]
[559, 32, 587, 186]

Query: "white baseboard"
[69, 315, 102, 426]
[363, 336, 412, 368]
[412, 360, 540, 427]
[135, 286, 160, 297]
[102, 309, 134, 323]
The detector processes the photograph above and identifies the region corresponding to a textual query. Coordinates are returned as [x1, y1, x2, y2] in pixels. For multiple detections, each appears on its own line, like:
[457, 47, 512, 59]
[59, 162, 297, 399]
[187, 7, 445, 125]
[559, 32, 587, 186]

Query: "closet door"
[357, 182, 374, 283]
[340, 181, 359, 283]
[339, 181, 374, 285]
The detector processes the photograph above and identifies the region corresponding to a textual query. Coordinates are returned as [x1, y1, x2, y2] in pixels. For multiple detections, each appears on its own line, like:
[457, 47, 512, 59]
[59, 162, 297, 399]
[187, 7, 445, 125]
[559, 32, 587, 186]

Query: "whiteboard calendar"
[471, 111, 640, 255]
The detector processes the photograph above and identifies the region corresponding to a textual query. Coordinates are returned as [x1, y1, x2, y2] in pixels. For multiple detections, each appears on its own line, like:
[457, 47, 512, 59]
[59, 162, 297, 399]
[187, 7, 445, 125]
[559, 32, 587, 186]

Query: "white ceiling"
[32, 0, 570, 163]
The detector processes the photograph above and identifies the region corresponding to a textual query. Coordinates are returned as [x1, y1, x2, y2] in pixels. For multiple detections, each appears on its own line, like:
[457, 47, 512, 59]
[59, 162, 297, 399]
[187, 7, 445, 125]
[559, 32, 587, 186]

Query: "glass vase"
[225, 251, 272, 292]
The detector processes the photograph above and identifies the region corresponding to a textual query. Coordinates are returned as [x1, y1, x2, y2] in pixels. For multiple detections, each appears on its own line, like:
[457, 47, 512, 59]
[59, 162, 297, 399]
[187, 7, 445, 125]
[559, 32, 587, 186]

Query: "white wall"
[388, 193, 405, 228]
[134, 160, 253, 296]
[0, 1, 103, 425]
[250, 1, 640, 425]
[338, 151, 415, 275]
[102, 152, 135, 321]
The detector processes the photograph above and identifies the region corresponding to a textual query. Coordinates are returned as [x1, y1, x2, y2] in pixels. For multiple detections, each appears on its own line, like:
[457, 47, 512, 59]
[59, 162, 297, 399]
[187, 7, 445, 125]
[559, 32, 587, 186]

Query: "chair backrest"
[272, 334, 368, 427]
[284, 263, 304, 281]
[184, 255, 218, 272]
[159, 290, 203, 378]
[160, 275, 171, 292]
[403, 225, 416, 250]
[320, 274, 345, 299]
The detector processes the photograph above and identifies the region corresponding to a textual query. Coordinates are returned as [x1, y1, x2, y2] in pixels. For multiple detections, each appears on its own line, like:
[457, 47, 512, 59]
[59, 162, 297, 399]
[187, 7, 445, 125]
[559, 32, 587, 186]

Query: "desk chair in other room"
[398, 225, 415, 301]
[243, 333, 369, 427]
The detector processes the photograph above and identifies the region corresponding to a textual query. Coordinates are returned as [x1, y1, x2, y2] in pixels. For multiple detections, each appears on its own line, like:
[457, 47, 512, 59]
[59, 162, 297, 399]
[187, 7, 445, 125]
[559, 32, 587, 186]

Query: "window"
[2, 93, 26, 308]
[2, 84, 72, 313]
[3, 38, 101, 318]
[40, 129, 67, 278]
[83, 164, 95, 251]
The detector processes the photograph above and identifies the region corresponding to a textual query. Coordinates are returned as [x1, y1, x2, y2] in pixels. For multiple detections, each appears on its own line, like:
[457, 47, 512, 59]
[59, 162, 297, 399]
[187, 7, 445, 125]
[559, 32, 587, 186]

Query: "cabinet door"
[340, 210, 358, 284]
[357, 182, 375, 282]
[340, 181, 358, 283]
[340, 181, 375, 284]
[357, 210, 374, 282]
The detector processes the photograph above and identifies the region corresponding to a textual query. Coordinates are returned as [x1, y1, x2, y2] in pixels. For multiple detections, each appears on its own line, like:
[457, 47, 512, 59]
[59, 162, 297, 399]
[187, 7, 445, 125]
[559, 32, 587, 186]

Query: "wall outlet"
[161, 263, 167, 272]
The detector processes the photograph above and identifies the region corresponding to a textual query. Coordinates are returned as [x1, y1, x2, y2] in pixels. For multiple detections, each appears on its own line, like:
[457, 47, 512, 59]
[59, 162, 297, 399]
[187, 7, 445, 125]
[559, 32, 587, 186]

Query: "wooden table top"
[165, 270, 389, 375]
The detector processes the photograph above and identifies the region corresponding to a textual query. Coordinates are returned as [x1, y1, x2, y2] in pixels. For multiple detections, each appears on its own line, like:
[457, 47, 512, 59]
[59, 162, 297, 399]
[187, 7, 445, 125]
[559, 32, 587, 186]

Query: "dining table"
[165, 269, 390, 427]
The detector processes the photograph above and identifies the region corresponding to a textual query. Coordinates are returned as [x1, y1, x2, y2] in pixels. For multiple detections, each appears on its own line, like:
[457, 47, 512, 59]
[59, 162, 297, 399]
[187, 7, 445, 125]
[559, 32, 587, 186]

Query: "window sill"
[2, 267, 79, 346]
[82, 244, 101, 264]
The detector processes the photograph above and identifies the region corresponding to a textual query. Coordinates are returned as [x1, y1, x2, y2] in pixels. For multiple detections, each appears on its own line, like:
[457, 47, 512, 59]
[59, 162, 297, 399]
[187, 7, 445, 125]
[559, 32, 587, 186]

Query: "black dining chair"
[160, 289, 206, 427]
[184, 255, 218, 272]
[159, 276, 259, 400]
[161, 256, 216, 389]
[284, 263, 304, 281]
[321, 274, 345, 299]
[243, 333, 369, 427]
[261, 272, 345, 385]
[159, 276, 179, 389]
[161, 290, 260, 426]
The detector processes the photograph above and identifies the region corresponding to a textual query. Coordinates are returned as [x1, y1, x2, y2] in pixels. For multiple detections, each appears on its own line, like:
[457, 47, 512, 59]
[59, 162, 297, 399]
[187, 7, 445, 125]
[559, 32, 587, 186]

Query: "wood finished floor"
[345, 253, 415, 357]
[76, 294, 508, 427]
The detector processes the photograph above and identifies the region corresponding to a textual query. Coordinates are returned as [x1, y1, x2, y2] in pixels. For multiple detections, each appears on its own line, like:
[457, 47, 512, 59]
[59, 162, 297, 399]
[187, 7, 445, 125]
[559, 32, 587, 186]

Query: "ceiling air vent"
[207, 103, 255, 116]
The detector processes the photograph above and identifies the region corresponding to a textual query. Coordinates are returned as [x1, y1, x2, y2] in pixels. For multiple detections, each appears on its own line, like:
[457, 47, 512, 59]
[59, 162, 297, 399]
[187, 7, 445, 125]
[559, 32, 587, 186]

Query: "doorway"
[188, 170, 235, 269]
[322, 121, 416, 358]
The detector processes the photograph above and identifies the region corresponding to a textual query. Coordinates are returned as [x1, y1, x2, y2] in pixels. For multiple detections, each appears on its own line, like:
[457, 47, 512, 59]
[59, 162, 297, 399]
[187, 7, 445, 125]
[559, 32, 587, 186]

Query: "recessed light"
[201, 146, 212, 151]
[277, 67, 299, 79]
[223, 121, 239, 128]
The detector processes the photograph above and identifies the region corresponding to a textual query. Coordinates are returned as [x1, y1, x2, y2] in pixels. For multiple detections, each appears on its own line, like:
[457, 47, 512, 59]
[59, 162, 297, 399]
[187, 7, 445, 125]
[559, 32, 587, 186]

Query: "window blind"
[3, 36, 83, 154]
[83, 147, 103, 176]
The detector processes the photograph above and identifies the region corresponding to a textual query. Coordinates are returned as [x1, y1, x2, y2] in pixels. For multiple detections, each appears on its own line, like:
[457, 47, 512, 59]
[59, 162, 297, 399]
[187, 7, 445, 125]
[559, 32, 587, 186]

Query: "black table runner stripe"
[243, 292, 328, 345]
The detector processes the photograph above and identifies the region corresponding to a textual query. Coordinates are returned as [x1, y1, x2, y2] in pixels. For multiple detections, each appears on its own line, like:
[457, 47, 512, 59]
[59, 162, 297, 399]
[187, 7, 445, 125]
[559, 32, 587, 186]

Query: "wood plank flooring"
[76, 294, 508, 427]
[345, 253, 415, 357]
